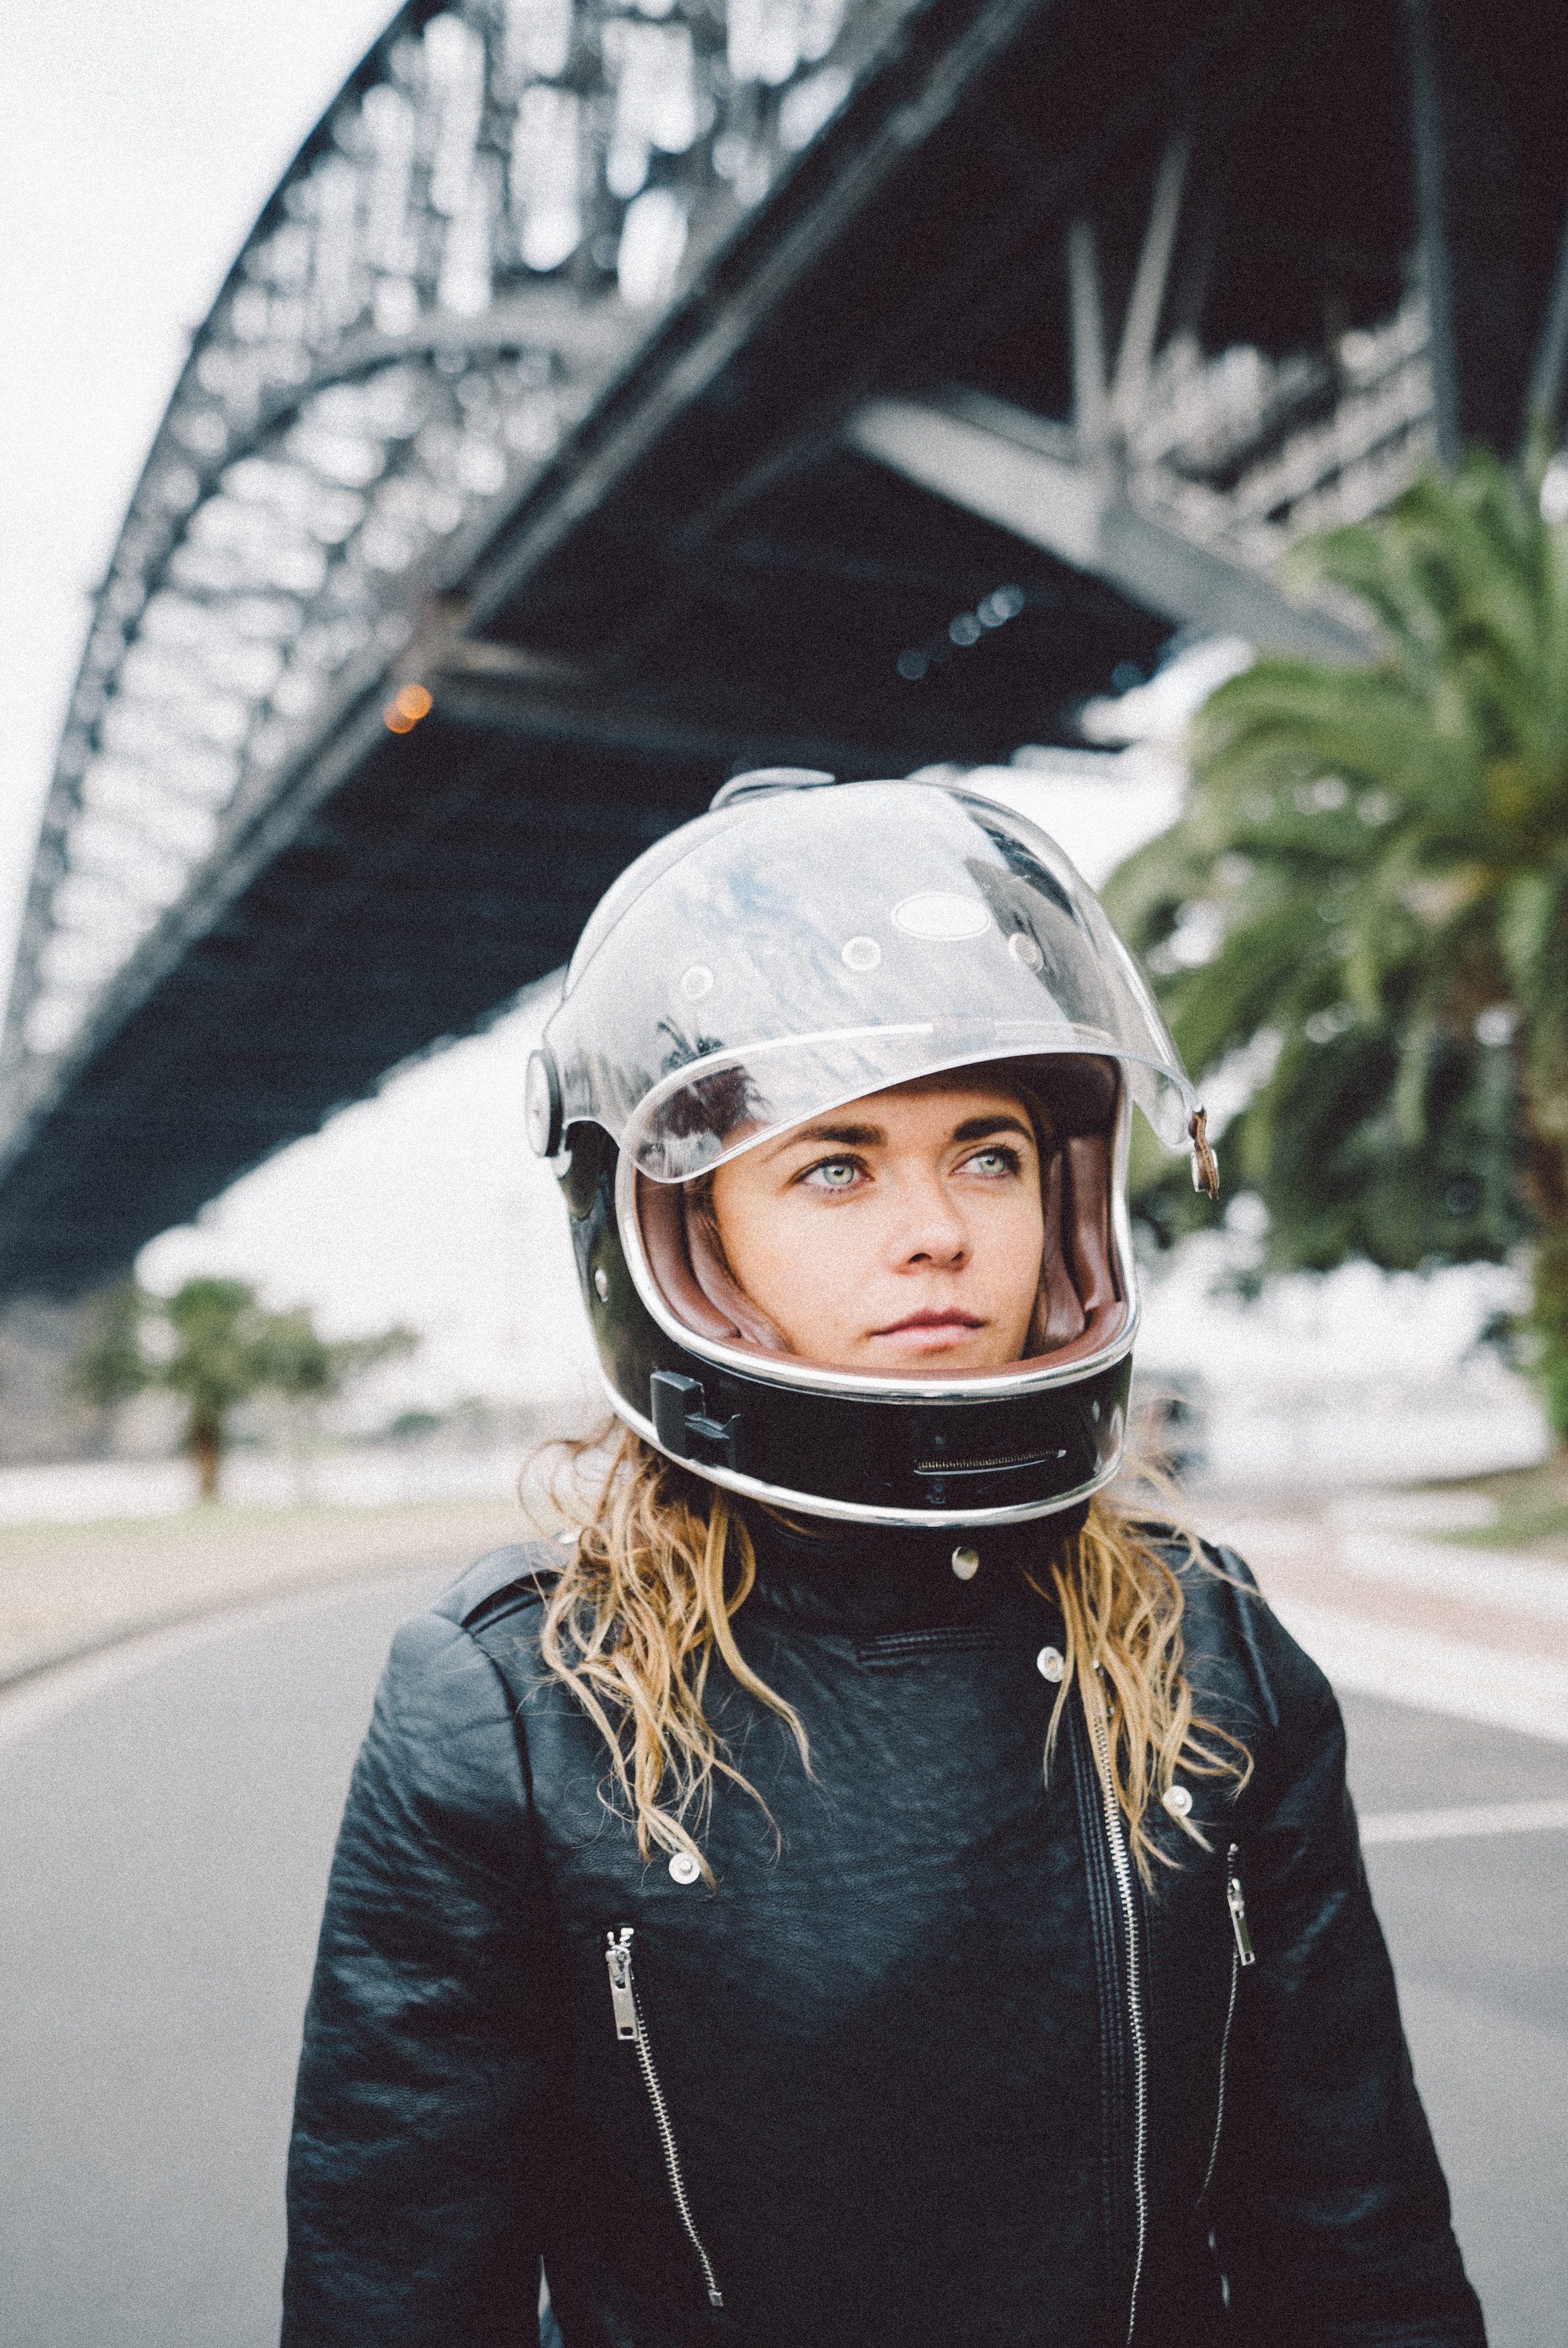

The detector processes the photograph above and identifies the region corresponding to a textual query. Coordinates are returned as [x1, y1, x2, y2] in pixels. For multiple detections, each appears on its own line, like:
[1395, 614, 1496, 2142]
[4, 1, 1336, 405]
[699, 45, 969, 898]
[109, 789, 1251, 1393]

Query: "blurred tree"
[1105, 450, 1568, 1438]
[68, 1279, 148, 1440]
[73, 1278, 416, 1497]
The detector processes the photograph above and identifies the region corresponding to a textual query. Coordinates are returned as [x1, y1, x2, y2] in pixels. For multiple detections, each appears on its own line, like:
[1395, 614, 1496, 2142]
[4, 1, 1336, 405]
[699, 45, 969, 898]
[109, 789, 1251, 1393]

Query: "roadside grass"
[0, 1489, 549, 1688]
[1422, 1460, 1568, 1558]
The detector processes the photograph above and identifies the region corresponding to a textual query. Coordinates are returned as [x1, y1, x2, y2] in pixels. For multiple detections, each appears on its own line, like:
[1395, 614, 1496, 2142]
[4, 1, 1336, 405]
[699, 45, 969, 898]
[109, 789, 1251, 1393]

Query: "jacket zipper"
[1199, 1844, 1255, 2202]
[605, 1928, 725, 2311]
[1226, 1848, 1256, 1966]
[1085, 1687, 1147, 2345]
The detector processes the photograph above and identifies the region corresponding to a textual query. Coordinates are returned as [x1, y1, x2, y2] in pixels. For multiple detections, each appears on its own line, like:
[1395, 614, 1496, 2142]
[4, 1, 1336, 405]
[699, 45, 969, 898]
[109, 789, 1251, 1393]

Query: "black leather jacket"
[282, 1518, 1484, 2347]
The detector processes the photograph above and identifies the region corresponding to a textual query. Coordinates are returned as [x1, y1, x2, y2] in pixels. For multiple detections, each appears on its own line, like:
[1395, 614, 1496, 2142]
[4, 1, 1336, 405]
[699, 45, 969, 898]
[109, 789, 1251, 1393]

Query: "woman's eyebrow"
[952, 1115, 1035, 1143]
[765, 1120, 884, 1156]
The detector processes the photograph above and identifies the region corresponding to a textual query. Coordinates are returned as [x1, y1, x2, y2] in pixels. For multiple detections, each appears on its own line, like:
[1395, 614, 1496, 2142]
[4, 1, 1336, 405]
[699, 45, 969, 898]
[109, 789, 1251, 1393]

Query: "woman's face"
[707, 1077, 1045, 1372]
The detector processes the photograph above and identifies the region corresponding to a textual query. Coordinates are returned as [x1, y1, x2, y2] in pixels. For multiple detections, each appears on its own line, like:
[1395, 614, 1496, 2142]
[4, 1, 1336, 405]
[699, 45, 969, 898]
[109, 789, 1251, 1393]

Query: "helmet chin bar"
[559, 1120, 1133, 1528]
[611, 1350, 1132, 1528]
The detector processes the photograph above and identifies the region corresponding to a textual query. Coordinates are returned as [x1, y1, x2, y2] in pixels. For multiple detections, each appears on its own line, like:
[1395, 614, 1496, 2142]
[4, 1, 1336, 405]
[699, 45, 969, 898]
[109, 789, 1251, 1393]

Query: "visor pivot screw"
[593, 1267, 610, 1303]
[680, 964, 714, 1001]
[1188, 1107, 1220, 1201]
[524, 1049, 564, 1158]
[951, 1544, 980, 1581]
[1008, 931, 1043, 970]
[841, 935, 881, 971]
[1036, 1645, 1065, 1683]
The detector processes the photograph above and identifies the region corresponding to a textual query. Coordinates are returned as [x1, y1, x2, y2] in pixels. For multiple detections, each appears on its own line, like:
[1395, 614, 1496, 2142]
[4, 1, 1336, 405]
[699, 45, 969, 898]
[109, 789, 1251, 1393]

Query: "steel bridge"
[4, 0, 1567, 1296]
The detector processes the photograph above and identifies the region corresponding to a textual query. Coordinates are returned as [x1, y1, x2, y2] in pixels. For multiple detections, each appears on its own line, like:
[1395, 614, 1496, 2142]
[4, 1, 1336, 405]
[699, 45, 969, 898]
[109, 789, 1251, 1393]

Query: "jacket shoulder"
[1144, 1524, 1337, 1748]
[431, 1538, 566, 1635]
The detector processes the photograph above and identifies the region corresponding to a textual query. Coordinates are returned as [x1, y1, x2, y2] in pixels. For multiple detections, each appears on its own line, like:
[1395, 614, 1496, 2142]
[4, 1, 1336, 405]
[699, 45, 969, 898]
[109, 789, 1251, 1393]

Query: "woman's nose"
[893, 1175, 969, 1267]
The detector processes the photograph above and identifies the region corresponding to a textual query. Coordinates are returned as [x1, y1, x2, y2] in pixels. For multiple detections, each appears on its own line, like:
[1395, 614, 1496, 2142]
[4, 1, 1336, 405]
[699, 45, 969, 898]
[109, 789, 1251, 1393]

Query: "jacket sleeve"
[1209, 1566, 1486, 2346]
[282, 1604, 558, 2347]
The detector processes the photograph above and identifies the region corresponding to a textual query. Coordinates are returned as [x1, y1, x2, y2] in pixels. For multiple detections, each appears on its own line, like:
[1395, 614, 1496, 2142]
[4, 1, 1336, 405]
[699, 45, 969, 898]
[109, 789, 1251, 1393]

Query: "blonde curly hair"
[538, 1428, 1249, 1885]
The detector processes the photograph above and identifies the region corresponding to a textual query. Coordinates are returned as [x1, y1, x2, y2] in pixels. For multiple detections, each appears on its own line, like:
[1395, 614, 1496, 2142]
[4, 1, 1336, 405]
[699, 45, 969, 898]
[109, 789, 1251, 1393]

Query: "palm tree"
[73, 1276, 416, 1497]
[163, 1278, 278, 1499]
[1105, 449, 1568, 1437]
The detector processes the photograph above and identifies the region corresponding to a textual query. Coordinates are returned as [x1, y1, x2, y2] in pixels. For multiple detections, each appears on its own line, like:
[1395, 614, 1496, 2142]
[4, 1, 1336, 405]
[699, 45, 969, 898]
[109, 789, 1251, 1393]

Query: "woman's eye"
[803, 1158, 860, 1190]
[963, 1146, 1020, 1177]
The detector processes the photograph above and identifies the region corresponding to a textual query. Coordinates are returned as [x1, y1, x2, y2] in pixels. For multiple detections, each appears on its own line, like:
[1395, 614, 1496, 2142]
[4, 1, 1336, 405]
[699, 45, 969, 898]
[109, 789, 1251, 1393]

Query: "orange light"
[384, 681, 433, 733]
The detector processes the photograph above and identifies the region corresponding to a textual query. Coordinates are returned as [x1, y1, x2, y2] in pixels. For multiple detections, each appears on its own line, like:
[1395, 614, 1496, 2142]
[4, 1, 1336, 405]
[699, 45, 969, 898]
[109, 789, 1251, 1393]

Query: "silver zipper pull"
[605, 1927, 639, 2040]
[1225, 1851, 1256, 1968]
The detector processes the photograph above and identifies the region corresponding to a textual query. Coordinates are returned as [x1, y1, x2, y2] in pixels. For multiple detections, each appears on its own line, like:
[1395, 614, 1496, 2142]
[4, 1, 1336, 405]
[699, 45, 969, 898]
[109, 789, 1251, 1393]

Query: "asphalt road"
[0, 1573, 1563, 2348]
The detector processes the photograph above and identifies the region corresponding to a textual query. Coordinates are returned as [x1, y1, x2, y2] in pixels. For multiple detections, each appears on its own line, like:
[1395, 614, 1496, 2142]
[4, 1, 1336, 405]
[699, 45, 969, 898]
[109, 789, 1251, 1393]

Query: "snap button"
[1163, 1783, 1193, 1818]
[1036, 1645, 1065, 1683]
[594, 1267, 610, 1301]
[668, 1851, 701, 1884]
[951, 1544, 980, 1580]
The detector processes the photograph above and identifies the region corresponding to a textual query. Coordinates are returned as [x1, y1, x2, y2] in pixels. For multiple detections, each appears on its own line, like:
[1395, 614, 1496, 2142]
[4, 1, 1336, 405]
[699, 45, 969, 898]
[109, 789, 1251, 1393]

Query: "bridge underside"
[6, 0, 1567, 1293]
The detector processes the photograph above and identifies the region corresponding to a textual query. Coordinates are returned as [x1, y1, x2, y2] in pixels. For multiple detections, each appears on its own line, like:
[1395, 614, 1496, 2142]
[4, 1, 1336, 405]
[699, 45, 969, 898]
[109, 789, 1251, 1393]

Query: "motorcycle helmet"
[527, 771, 1216, 1527]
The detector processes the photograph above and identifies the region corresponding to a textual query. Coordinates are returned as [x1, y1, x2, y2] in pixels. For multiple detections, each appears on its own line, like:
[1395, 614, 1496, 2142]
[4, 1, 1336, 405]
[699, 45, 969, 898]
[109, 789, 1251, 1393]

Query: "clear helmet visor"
[543, 780, 1201, 1183]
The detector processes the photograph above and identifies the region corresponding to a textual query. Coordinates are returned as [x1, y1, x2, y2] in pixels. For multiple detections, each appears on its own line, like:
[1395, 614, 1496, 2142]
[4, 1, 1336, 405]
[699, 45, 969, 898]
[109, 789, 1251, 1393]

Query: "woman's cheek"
[984, 1193, 1045, 1289]
[792, 1224, 864, 1326]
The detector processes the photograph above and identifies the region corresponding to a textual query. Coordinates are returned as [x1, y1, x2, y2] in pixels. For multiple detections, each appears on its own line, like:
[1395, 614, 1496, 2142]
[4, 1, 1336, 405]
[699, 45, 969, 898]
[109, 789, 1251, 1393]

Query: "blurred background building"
[3, 0, 1565, 1479]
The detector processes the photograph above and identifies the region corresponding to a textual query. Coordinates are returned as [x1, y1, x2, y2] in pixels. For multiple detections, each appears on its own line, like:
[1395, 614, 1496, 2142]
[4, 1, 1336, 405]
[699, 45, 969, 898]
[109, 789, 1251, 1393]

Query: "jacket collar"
[736, 1503, 1081, 1636]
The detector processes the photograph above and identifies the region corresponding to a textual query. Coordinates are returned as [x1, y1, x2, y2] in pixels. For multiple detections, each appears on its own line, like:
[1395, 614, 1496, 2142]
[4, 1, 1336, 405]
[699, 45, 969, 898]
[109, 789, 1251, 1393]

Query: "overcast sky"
[0, 0, 554, 1407]
[0, 0, 393, 986]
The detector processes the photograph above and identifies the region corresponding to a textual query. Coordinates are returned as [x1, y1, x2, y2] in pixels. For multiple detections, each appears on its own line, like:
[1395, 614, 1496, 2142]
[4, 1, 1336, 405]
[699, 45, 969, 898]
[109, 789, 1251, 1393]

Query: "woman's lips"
[870, 1309, 986, 1351]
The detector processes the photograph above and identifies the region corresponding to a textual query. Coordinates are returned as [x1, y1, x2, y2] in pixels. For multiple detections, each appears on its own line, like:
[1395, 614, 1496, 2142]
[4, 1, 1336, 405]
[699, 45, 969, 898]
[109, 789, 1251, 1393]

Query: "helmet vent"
[916, 1448, 1070, 1474]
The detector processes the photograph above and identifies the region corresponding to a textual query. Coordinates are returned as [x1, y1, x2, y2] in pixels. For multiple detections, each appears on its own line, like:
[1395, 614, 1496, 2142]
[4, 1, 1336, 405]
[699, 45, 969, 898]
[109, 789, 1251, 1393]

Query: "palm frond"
[1108, 450, 1568, 1358]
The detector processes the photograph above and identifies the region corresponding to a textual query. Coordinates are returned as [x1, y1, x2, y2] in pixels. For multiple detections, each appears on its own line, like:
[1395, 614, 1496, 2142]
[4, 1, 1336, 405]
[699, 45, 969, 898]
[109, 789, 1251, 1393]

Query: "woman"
[282, 773, 1484, 2346]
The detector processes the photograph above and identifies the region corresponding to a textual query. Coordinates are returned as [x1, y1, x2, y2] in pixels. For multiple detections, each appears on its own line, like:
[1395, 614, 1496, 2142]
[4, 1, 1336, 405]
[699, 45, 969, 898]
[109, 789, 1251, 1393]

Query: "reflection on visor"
[546, 780, 1203, 1178]
[630, 1024, 1196, 1181]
